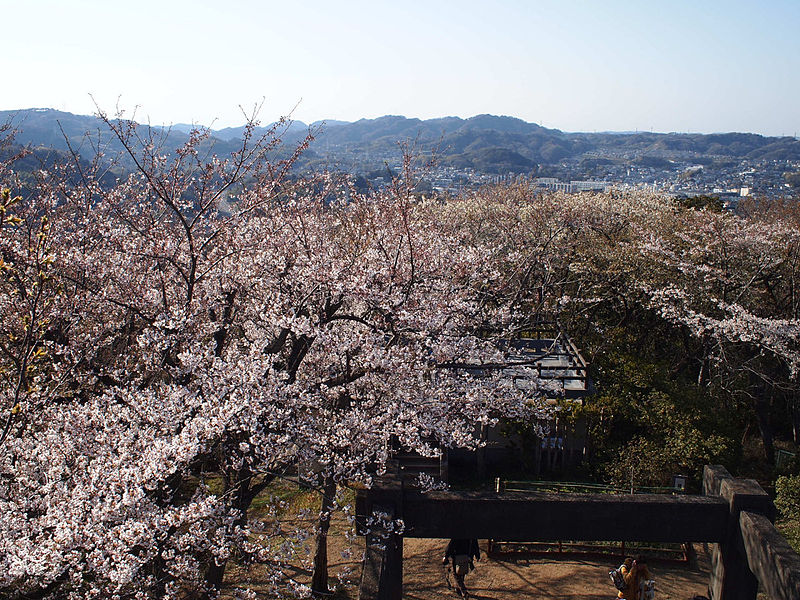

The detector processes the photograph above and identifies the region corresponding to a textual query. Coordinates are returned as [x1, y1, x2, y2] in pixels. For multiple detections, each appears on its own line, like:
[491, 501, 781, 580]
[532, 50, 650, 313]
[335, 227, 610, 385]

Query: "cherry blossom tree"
[0, 117, 550, 599]
[628, 202, 800, 461]
[6, 108, 797, 599]
[456, 184, 800, 468]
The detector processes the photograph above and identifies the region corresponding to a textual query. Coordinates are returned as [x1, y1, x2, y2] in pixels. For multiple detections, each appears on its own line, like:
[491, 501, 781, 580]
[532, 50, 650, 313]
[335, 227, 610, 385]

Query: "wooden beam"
[397, 490, 728, 542]
[704, 465, 777, 600]
[739, 511, 800, 600]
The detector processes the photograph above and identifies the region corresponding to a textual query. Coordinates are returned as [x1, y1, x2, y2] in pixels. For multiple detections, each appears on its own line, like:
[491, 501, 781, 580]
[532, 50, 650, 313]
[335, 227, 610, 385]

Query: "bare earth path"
[401, 539, 711, 600]
[225, 514, 712, 599]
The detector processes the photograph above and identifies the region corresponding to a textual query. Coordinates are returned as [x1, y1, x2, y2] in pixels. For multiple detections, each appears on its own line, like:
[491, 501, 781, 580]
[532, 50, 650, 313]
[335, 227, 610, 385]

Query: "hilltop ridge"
[1, 108, 799, 192]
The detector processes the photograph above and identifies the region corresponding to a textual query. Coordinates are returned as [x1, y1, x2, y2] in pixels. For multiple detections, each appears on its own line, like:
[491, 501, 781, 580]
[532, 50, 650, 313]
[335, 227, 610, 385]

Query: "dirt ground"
[225, 497, 712, 599]
[400, 539, 711, 600]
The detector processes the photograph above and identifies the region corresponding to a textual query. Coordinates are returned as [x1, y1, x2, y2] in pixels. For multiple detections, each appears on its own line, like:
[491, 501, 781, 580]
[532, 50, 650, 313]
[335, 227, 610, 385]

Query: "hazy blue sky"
[4, 0, 799, 135]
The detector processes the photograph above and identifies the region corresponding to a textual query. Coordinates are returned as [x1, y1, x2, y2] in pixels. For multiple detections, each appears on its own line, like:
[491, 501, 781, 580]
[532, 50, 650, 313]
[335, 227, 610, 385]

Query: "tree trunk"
[311, 476, 337, 597]
[533, 434, 542, 479]
[476, 424, 488, 481]
[753, 395, 775, 465]
[203, 562, 226, 598]
[792, 393, 800, 445]
[201, 463, 257, 599]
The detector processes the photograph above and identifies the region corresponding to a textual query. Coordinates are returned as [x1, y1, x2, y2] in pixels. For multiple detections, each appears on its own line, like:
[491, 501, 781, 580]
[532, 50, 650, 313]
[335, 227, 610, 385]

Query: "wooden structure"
[355, 464, 800, 600]
[488, 477, 690, 559]
[396, 326, 592, 483]
[455, 328, 591, 478]
[505, 332, 590, 476]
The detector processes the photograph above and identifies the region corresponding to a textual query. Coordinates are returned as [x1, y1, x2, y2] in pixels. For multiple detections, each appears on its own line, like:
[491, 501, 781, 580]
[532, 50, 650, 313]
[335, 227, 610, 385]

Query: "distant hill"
[310, 119, 350, 129]
[213, 119, 310, 142]
[1, 108, 799, 176]
[445, 147, 536, 174]
[0, 108, 314, 171]
[0, 108, 196, 161]
[286, 114, 800, 169]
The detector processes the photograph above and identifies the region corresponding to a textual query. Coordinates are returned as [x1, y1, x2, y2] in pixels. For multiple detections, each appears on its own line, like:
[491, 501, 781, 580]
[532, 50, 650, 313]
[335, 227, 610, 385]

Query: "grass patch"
[249, 476, 319, 518]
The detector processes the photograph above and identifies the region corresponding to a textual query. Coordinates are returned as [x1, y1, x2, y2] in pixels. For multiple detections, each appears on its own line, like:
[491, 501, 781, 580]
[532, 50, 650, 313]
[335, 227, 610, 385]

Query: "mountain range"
[2, 108, 799, 176]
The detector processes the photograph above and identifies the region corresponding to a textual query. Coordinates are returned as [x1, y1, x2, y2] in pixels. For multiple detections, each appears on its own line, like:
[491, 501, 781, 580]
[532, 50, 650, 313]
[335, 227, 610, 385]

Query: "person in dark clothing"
[442, 539, 481, 597]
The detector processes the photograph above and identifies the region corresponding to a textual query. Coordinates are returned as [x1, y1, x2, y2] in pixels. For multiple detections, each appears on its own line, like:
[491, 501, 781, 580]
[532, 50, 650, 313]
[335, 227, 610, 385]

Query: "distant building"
[532, 178, 611, 194]
[570, 180, 608, 192]
[396, 324, 591, 482]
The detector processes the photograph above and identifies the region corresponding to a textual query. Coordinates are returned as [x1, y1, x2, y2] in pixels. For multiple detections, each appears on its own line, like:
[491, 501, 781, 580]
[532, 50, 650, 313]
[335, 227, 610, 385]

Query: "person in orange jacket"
[617, 555, 652, 600]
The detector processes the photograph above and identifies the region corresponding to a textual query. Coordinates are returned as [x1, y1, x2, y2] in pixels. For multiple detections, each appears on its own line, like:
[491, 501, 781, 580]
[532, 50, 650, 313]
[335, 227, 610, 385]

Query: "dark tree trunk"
[753, 394, 775, 465]
[476, 424, 488, 480]
[201, 461, 269, 600]
[204, 562, 227, 598]
[792, 393, 800, 445]
[311, 476, 337, 597]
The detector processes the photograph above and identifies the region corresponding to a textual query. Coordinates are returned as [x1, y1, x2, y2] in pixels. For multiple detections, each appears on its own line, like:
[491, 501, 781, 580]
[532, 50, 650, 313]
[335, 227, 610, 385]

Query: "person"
[442, 538, 481, 598]
[617, 555, 653, 600]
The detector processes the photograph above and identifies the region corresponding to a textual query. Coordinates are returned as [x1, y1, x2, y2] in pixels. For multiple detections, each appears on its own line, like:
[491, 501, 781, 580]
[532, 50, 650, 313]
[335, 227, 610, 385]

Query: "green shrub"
[776, 475, 800, 551]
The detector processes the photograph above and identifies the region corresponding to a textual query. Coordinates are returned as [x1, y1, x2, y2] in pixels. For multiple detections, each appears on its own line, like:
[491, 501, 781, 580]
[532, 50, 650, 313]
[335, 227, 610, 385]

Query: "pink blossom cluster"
[0, 120, 552, 598]
[4, 116, 797, 597]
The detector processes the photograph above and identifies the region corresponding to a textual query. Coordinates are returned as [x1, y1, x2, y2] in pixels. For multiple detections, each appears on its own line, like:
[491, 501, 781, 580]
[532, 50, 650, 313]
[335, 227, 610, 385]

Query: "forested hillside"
[1, 115, 799, 599]
[4, 108, 800, 176]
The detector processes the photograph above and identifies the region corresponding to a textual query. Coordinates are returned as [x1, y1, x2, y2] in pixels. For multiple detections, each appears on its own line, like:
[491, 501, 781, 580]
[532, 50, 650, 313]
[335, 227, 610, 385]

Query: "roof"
[502, 333, 590, 401]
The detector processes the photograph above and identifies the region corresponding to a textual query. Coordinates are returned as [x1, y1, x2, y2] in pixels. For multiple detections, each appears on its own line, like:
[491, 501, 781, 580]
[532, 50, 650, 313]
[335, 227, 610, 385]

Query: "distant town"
[2, 109, 798, 203]
[342, 146, 797, 204]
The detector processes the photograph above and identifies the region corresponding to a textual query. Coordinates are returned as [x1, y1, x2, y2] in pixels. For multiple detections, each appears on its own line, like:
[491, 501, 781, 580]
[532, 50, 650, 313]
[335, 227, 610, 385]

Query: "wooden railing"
[703, 465, 800, 600]
[355, 465, 800, 600]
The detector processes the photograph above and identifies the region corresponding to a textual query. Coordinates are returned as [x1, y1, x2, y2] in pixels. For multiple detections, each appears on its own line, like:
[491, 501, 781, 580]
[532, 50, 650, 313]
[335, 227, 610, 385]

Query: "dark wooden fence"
[355, 465, 800, 600]
[703, 465, 800, 600]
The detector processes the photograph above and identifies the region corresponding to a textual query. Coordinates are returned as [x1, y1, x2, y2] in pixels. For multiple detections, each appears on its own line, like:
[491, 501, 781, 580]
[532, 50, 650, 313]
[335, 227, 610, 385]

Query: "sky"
[3, 0, 800, 136]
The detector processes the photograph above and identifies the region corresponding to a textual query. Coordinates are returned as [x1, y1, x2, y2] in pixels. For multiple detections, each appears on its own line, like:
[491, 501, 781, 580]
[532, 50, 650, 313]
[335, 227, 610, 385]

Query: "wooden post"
[359, 502, 403, 600]
[703, 465, 775, 600]
[357, 468, 404, 600]
[739, 511, 800, 600]
[384, 530, 403, 600]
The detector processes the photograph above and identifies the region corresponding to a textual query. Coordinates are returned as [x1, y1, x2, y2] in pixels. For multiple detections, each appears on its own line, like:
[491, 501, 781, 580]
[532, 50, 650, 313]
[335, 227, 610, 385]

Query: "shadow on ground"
[402, 538, 711, 600]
